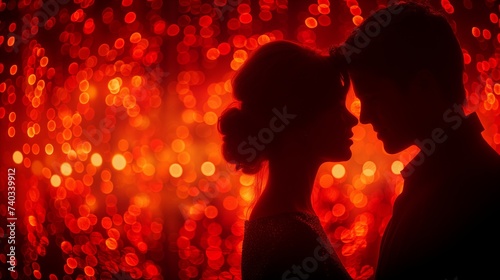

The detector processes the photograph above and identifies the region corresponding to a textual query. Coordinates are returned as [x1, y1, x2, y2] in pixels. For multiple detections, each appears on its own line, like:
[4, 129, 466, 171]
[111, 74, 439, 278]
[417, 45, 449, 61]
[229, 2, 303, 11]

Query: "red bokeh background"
[1, 0, 499, 279]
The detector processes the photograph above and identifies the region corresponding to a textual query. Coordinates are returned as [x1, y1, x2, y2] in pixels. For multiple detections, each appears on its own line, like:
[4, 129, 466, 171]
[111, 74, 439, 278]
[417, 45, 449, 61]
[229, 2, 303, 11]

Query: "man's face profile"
[350, 69, 421, 154]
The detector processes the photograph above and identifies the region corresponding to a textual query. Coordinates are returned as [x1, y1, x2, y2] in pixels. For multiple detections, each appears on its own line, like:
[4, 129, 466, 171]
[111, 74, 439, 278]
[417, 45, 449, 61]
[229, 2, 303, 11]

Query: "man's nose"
[342, 109, 358, 127]
[359, 105, 372, 125]
[346, 111, 358, 127]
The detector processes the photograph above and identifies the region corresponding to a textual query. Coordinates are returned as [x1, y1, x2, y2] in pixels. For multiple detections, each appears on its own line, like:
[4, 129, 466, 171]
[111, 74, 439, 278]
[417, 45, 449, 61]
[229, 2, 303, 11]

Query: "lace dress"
[241, 211, 352, 280]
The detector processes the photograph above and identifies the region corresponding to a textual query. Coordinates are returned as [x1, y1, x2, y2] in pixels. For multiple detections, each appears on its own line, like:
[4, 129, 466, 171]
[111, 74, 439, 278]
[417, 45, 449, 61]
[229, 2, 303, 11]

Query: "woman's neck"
[249, 156, 321, 220]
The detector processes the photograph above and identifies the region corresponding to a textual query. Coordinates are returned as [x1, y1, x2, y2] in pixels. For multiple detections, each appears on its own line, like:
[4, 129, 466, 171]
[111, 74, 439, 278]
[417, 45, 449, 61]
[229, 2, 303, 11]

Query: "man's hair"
[333, 1, 465, 105]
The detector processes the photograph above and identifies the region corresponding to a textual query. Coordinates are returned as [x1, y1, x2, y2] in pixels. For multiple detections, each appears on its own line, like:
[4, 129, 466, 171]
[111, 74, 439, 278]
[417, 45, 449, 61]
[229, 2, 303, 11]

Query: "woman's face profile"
[305, 93, 358, 162]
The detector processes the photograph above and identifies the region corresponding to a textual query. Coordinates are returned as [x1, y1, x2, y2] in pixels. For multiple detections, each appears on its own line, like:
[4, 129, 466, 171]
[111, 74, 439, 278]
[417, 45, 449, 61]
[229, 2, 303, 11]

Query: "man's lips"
[345, 132, 354, 140]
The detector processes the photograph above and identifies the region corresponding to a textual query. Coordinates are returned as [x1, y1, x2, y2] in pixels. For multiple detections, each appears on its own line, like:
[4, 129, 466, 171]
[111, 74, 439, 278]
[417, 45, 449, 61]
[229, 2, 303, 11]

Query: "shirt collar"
[400, 112, 484, 181]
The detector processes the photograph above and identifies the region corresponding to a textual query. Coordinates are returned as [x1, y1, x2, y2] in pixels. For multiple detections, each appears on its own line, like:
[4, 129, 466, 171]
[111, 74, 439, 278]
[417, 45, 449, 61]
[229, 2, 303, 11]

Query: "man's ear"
[408, 69, 451, 117]
[412, 69, 438, 91]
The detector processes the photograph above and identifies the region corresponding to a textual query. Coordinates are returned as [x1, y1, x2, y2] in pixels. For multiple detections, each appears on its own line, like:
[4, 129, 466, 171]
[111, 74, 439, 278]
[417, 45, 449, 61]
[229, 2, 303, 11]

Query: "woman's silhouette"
[218, 40, 356, 279]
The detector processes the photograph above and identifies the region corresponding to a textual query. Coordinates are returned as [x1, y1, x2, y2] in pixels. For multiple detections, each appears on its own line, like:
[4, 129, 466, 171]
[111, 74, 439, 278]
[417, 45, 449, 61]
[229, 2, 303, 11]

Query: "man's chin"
[382, 142, 407, 155]
[332, 151, 352, 162]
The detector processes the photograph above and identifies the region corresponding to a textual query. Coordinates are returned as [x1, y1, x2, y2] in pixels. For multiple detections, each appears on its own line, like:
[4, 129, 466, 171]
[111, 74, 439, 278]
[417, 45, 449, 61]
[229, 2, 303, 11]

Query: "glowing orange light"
[309, 4, 320, 15]
[240, 187, 255, 202]
[201, 161, 216, 176]
[122, 0, 133, 6]
[239, 13, 253, 24]
[130, 32, 142, 43]
[199, 15, 212, 27]
[77, 216, 91, 231]
[227, 18, 241, 30]
[318, 14, 332, 26]
[60, 162, 72, 176]
[391, 161, 404, 174]
[151, 222, 163, 233]
[79, 92, 90, 104]
[91, 153, 103, 167]
[10, 64, 17, 75]
[362, 161, 376, 176]
[106, 237, 118, 250]
[332, 203, 346, 217]
[233, 49, 248, 63]
[239, 174, 255, 186]
[203, 111, 218, 125]
[84, 266, 95, 276]
[494, 83, 500, 95]
[66, 257, 77, 269]
[223, 196, 239, 210]
[259, 10, 272, 21]
[353, 15, 364, 26]
[332, 164, 346, 179]
[13, 151, 23, 164]
[83, 19, 95, 34]
[44, 144, 54, 155]
[205, 205, 218, 219]
[153, 20, 166, 34]
[318, 4, 330, 14]
[125, 253, 139, 266]
[7, 36, 14, 46]
[50, 175, 62, 187]
[305, 17, 318, 28]
[32, 144, 40, 155]
[472, 27, 480, 37]
[483, 29, 491, 40]
[8, 112, 15, 122]
[40, 56, 48, 67]
[350, 5, 361, 15]
[108, 78, 121, 94]
[169, 163, 183, 178]
[114, 38, 125, 49]
[112, 154, 126, 170]
[167, 24, 180, 36]
[319, 174, 334, 188]
[28, 74, 36, 85]
[463, 53, 471, 65]
[0, 2, 495, 278]
[206, 48, 220, 60]
[490, 13, 499, 23]
[124, 12, 136, 23]
[28, 215, 37, 226]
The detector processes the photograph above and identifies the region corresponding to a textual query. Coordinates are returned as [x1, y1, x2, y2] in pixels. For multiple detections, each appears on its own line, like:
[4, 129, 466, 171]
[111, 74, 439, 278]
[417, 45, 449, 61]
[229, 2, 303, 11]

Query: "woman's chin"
[322, 151, 352, 163]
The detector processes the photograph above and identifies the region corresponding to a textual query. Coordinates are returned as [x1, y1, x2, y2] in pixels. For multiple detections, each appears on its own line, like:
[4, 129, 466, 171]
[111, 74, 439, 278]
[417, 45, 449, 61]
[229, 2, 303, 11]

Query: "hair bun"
[218, 107, 246, 137]
[218, 107, 265, 174]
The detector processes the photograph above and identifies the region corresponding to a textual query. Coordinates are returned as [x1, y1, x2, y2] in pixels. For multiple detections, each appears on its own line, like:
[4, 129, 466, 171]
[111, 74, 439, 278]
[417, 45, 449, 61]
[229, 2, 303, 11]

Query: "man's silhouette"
[333, 2, 500, 279]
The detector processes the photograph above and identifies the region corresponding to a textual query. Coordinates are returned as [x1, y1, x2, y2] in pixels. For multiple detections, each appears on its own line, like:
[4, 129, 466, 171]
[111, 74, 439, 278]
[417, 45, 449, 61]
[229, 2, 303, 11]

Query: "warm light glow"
[201, 161, 216, 176]
[362, 161, 376, 177]
[319, 174, 334, 188]
[391, 160, 404, 175]
[50, 175, 62, 187]
[171, 139, 185, 152]
[239, 174, 255, 186]
[239, 186, 255, 202]
[332, 164, 346, 179]
[1, 2, 497, 279]
[332, 203, 346, 217]
[305, 17, 318, 28]
[12, 150, 23, 164]
[60, 162, 72, 176]
[169, 163, 183, 178]
[112, 154, 126, 170]
[91, 153, 103, 167]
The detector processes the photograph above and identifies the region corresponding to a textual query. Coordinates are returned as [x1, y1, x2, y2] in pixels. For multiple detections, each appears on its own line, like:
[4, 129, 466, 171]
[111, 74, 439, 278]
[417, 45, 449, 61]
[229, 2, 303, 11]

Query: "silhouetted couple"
[218, 2, 500, 279]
